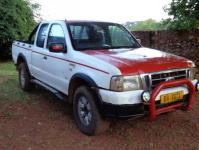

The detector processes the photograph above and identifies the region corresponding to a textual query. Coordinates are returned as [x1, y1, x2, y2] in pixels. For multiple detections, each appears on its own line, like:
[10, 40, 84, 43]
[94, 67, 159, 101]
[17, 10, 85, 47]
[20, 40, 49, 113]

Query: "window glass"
[36, 24, 49, 48]
[47, 24, 66, 48]
[30, 33, 36, 45]
[28, 25, 38, 44]
[70, 26, 89, 40]
[68, 22, 140, 50]
[109, 25, 134, 47]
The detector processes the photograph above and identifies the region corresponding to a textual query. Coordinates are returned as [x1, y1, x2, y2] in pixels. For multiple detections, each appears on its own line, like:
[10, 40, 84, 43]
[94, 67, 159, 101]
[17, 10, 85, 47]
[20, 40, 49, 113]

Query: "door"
[41, 23, 69, 93]
[31, 23, 49, 82]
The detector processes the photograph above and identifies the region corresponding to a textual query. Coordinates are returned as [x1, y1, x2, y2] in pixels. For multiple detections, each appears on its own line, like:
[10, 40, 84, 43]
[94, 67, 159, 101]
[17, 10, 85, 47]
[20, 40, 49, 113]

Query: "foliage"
[0, 0, 40, 59]
[125, 19, 163, 31]
[126, 0, 199, 31]
[164, 0, 199, 29]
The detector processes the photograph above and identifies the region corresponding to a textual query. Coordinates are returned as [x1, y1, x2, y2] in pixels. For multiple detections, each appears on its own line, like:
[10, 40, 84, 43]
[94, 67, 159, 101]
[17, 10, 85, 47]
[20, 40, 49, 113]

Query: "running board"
[31, 79, 65, 101]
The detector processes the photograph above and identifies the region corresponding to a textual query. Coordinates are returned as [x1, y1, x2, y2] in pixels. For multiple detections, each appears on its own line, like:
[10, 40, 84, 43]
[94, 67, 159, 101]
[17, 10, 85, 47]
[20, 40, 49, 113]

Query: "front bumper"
[101, 102, 145, 119]
[99, 79, 198, 119]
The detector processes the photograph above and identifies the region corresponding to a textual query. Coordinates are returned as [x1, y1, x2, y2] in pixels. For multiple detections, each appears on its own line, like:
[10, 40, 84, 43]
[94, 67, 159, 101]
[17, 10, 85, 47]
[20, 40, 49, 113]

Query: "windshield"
[67, 22, 141, 50]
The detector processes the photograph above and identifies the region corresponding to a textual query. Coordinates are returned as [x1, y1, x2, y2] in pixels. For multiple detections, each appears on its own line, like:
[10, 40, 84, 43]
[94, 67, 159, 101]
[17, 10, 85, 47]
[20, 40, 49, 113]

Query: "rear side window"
[28, 25, 38, 44]
[36, 24, 49, 48]
[47, 24, 66, 48]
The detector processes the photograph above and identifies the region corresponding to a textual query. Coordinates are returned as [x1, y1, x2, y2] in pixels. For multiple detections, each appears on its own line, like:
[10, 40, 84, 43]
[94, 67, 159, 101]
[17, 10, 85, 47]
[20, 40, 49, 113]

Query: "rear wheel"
[18, 63, 32, 91]
[73, 86, 109, 135]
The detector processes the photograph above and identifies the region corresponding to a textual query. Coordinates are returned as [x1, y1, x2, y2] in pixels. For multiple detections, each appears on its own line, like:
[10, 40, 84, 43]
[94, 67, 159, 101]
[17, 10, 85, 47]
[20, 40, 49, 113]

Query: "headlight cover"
[110, 75, 142, 92]
[188, 68, 196, 80]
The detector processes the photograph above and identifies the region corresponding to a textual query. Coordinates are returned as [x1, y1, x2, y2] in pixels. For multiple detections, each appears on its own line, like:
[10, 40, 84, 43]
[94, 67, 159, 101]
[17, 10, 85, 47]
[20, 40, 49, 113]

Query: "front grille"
[143, 69, 188, 89]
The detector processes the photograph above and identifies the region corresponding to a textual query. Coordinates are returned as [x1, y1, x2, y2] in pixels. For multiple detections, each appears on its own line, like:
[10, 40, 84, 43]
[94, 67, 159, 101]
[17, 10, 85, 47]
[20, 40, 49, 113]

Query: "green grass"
[0, 61, 29, 103]
[0, 61, 16, 77]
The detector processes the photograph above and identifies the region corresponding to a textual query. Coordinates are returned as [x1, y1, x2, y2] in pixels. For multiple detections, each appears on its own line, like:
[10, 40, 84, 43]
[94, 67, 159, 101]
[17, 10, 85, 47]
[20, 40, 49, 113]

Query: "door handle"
[43, 56, 47, 60]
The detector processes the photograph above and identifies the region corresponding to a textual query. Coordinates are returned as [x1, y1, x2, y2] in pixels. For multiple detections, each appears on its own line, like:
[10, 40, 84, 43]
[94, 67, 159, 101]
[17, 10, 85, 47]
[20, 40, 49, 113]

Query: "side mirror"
[136, 39, 141, 44]
[49, 43, 66, 53]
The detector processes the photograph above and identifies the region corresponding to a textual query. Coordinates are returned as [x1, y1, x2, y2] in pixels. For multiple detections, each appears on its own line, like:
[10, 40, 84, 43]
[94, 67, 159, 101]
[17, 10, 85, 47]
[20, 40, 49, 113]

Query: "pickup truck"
[12, 20, 199, 135]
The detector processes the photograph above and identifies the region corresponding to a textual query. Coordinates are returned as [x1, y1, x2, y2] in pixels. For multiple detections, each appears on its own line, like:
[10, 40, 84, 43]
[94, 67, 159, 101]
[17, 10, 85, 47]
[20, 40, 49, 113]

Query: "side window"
[28, 25, 38, 44]
[30, 33, 36, 44]
[47, 24, 66, 48]
[36, 24, 49, 48]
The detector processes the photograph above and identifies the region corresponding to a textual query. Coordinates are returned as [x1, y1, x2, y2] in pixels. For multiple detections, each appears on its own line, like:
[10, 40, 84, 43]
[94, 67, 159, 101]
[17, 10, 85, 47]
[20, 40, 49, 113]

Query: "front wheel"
[73, 86, 109, 135]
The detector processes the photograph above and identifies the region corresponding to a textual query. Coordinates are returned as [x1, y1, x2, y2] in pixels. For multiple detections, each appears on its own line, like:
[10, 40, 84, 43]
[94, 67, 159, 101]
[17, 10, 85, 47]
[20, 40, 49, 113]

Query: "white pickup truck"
[12, 20, 198, 135]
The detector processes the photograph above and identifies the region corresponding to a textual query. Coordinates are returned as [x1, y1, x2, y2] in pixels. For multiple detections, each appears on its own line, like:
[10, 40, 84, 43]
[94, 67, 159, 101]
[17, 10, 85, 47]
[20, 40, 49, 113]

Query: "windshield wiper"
[76, 45, 139, 51]
[102, 44, 111, 48]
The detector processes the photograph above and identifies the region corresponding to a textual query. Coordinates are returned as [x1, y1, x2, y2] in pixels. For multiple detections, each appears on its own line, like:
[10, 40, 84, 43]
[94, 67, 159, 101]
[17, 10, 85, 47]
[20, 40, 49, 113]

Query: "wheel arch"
[16, 53, 31, 75]
[68, 73, 99, 103]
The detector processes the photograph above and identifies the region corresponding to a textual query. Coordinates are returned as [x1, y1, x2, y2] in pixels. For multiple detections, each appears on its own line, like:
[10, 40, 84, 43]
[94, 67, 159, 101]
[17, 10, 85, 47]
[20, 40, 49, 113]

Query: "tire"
[18, 63, 32, 91]
[73, 86, 109, 135]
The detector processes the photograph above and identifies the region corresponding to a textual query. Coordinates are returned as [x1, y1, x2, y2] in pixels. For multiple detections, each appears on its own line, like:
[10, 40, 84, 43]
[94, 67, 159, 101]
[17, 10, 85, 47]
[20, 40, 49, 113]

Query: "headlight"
[110, 75, 142, 92]
[188, 68, 196, 80]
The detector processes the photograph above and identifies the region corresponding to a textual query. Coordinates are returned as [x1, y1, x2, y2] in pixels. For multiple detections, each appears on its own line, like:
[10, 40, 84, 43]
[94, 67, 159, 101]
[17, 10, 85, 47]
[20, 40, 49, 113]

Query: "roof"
[64, 20, 120, 24]
[39, 20, 121, 26]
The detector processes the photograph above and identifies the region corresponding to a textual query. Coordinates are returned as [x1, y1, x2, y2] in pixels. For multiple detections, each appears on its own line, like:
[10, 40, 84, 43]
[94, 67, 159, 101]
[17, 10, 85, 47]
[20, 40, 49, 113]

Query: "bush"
[0, 0, 39, 60]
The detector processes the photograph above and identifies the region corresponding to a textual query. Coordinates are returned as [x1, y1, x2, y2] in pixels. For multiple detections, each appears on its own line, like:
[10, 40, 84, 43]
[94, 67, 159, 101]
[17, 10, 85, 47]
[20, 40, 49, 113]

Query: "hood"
[81, 47, 194, 75]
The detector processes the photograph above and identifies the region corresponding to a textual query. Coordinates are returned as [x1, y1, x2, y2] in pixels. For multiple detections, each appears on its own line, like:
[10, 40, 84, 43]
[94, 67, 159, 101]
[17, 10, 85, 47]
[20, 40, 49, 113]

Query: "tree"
[164, 0, 199, 29]
[125, 19, 162, 31]
[0, 0, 40, 59]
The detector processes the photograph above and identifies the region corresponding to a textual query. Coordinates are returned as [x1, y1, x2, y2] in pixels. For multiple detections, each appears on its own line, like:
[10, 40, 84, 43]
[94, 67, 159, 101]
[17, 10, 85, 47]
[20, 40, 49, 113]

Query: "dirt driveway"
[0, 62, 199, 150]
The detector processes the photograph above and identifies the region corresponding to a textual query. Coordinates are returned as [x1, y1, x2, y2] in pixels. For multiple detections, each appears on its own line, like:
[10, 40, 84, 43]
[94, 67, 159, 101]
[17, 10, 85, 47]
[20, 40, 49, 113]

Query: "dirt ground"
[0, 62, 199, 150]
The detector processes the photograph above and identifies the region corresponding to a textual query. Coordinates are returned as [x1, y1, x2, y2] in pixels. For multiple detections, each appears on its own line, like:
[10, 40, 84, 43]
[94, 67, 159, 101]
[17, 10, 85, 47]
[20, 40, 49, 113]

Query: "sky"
[33, 0, 172, 23]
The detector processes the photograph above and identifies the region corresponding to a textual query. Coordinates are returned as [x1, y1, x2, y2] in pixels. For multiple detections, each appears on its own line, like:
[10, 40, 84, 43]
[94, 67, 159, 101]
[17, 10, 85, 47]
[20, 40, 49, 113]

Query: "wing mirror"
[136, 39, 141, 44]
[49, 42, 67, 53]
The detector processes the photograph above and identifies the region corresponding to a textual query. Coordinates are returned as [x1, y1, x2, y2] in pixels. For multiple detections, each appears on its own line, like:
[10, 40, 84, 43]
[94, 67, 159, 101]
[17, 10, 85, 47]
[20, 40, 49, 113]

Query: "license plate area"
[160, 91, 184, 104]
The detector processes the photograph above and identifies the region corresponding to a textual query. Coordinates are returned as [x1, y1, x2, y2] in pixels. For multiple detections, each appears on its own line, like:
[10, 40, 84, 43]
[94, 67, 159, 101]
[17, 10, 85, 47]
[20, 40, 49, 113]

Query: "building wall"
[132, 30, 199, 68]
